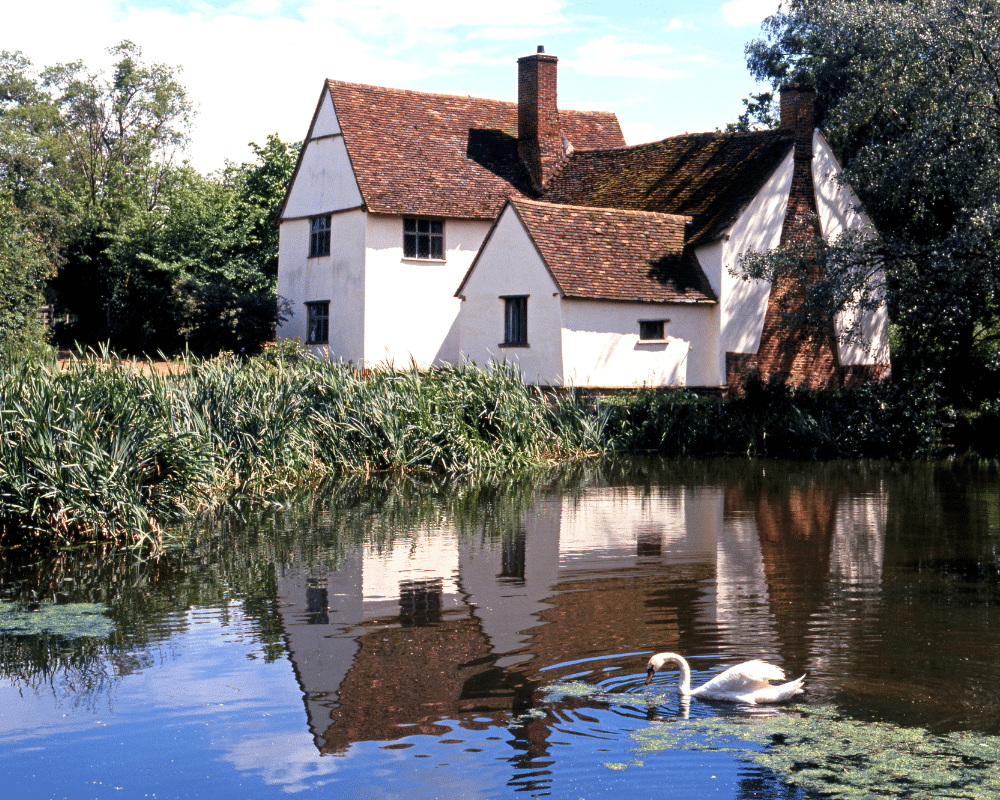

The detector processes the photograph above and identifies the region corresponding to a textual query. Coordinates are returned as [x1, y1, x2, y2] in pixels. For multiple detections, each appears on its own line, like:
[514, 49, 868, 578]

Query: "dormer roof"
[457, 198, 717, 304]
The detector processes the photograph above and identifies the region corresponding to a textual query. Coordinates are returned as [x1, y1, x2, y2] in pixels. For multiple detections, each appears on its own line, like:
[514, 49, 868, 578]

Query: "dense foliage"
[739, 0, 1000, 403]
[0, 42, 296, 356]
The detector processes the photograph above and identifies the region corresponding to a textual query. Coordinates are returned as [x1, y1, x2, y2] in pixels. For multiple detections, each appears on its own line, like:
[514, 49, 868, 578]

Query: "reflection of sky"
[0, 602, 792, 800]
[0, 606, 343, 798]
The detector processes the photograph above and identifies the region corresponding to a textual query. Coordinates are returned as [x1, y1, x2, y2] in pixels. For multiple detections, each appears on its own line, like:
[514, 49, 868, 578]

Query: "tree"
[109, 135, 298, 355]
[1, 43, 295, 356]
[741, 0, 1000, 401]
[0, 42, 193, 349]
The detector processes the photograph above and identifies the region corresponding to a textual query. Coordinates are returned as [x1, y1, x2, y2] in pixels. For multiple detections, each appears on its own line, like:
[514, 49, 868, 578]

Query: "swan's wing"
[747, 674, 806, 704]
[696, 660, 787, 694]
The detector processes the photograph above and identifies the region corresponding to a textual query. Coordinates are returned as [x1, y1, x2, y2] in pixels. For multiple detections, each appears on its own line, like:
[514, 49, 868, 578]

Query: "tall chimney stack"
[518, 47, 564, 193]
[780, 84, 816, 158]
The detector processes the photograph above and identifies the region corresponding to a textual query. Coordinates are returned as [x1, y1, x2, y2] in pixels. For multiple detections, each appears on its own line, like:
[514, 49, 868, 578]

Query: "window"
[306, 301, 330, 344]
[403, 218, 444, 260]
[639, 319, 668, 341]
[309, 216, 331, 257]
[502, 295, 528, 347]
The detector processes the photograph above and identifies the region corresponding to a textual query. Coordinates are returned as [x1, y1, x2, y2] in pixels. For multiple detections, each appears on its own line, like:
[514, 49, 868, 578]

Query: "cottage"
[277, 49, 890, 389]
[275, 50, 623, 368]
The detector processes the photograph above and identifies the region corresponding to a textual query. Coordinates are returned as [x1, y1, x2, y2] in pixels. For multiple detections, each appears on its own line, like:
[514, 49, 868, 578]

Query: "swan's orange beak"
[645, 668, 655, 685]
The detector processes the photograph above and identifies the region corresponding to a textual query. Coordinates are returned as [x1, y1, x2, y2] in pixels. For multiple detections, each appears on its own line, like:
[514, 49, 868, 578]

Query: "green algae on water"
[624, 706, 1000, 799]
[0, 602, 114, 639]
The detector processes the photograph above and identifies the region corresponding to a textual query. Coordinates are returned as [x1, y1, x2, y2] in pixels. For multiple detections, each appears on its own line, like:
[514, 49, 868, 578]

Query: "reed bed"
[0, 345, 948, 550]
[0, 348, 595, 548]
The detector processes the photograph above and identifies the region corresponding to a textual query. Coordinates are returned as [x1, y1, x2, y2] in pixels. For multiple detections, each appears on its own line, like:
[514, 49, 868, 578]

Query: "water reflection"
[1, 460, 1000, 798]
[271, 461, 897, 758]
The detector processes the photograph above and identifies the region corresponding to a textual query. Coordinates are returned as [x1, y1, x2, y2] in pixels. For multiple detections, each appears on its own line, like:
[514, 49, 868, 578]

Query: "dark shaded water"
[1, 459, 999, 799]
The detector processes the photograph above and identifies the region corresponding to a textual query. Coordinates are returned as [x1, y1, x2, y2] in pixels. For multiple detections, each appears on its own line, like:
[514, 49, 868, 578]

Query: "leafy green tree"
[110, 135, 297, 355]
[741, 0, 1000, 401]
[1, 43, 295, 356]
[0, 193, 53, 356]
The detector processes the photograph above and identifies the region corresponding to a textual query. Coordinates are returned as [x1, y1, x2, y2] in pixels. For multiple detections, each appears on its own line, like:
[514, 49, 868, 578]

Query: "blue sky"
[6, 0, 783, 171]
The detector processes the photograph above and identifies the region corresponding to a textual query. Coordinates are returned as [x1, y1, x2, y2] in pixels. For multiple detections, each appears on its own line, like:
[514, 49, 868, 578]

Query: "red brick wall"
[518, 52, 567, 192]
[729, 85, 889, 392]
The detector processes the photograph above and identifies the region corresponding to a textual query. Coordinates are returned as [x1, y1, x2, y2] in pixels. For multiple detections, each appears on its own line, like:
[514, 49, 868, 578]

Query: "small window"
[403, 218, 444, 260]
[306, 301, 330, 344]
[502, 295, 528, 347]
[639, 319, 667, 341]
[310, 216, 331, 257]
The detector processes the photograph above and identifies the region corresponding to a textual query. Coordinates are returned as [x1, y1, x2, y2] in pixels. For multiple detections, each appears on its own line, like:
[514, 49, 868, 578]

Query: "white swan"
[645, 652, 805, 705]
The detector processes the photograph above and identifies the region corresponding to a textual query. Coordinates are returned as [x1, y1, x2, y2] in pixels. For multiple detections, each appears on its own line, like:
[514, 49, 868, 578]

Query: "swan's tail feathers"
[755, 674, 806, 704]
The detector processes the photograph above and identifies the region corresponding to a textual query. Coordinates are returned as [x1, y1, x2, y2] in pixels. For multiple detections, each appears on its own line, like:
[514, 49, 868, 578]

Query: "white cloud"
[720, 0, 783, 27]
[5, 0, 761, 171]
[567, 36, 708, 81]
[664, 18, 696, 32]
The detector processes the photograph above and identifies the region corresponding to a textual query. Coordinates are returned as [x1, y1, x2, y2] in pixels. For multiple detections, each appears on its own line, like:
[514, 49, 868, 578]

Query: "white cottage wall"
[277, 209, 367, 361]
[457, 208, 564, 384]
[812, 131, 890, 366]
[560, 299, 718, 387]
[281, 134, 363, 220]
[363, 214, 489, 369]
[711, 148, 794, 377]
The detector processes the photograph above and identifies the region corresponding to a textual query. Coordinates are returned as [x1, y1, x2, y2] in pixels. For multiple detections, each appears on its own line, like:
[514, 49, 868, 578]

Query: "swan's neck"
[660, 653, 693, 696]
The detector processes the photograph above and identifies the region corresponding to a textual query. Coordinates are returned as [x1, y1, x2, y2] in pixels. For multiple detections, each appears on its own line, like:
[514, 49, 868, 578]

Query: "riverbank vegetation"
[0, 345, 969, 551]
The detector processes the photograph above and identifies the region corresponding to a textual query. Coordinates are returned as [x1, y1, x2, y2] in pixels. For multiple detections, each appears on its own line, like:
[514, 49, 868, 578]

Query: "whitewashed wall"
[363, 214, 489, 369]
[812, 131, 890, 366]
[456, 206, 565, 384]
[705, 148, 794, 378]
[560, 298, 718, 387]
[278, 89, 367, 360]
[277, 210, 367, 361]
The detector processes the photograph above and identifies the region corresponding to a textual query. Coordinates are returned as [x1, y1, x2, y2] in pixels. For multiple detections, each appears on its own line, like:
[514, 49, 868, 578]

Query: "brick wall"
[729, 85, 889, 392]
[518, 51, 568, 192]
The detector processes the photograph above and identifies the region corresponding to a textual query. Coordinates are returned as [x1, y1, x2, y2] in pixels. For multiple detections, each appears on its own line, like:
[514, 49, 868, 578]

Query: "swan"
[644, 652, 805, 705]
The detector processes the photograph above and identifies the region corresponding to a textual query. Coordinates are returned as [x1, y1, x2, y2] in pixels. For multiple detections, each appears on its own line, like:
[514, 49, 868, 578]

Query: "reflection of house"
[278, 50, 890, 389]
[275, 476, 888, 755]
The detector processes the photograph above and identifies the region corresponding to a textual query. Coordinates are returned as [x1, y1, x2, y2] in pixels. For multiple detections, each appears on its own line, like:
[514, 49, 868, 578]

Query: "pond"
[2, 458, 1000, 799]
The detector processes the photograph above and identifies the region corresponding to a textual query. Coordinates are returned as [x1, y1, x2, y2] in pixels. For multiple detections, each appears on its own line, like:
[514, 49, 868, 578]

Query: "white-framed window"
[502, 295, 528, 347]
[309, 216, 331, 258]
[306, 301, 330, 344]
[403, 218, 444, 260]
[639, 319, 668, 341]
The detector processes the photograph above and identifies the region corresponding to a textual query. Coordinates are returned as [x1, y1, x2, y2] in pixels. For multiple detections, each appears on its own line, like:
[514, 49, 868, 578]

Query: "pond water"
[2, 459, 1000, 799]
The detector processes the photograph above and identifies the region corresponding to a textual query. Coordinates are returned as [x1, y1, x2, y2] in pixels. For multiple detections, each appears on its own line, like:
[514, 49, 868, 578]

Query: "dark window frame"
[638, 318, 668, 341]
[403, 218, 445, 260]
[306, 300, 330, 345]
[309, 215, 331, 258]
[501, 295, 529, 347]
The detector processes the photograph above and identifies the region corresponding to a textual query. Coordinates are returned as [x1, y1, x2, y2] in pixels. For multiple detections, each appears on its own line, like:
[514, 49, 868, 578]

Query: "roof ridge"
[511, 196, 692, 222]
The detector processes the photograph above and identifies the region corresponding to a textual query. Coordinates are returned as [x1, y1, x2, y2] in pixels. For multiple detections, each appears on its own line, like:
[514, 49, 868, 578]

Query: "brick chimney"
[518, 46, 566, 193]
[778, 84, 818, 245]
[780, 84, 816, 161]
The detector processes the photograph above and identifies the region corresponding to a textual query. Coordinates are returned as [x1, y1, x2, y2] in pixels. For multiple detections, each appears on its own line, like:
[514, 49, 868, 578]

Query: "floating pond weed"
[0, 601, 114, 638]
[622, 706, 1000, 799]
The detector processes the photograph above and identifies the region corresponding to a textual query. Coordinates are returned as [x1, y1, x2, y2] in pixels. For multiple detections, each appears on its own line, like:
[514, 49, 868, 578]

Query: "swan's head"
[645, 652, 684, 685]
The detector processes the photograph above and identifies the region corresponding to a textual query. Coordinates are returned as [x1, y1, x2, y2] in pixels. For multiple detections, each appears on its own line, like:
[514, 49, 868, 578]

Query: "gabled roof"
[457, 198, 717, 304]
[540, 130, 795, 244]
[327, 80, 626, 220]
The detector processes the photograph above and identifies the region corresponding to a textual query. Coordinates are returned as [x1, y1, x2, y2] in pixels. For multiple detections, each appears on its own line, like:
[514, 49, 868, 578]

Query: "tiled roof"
[502, 198, 717, 304]
[327, 80, 626, 220]
[540, 130, 794, 244]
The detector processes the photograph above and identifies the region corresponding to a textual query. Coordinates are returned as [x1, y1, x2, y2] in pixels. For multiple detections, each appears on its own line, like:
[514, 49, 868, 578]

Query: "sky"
[5, 0, 784, 172]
